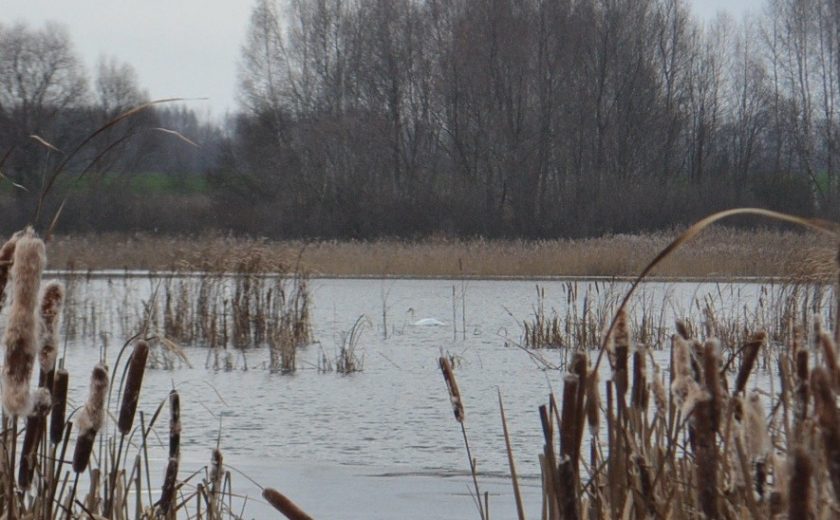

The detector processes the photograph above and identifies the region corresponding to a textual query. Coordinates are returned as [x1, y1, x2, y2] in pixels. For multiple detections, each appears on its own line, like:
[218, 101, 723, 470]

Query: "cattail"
[0, 231, 20, 311]
[694, 390, 718, 518]
[794, 348, 809, 428]
[159, 391, 181, 516]
[560, 373, 580, 461]
[585, 369, 600, 433]
[168, 390, 181, 459]
[50, 368, 69, 444]
[118, 340, 149, 435]
[810, 367, 840, 500]
[2, 230, 46, 415]
[734, 331, 765, 394]
[72, 364, 109, 473]
[671, 335, 699, 409]
[570, 351, 587, 471]
[788, 447, 813, 520]
[631, 344, 648, 411]
[743, 392, 769, 461]
[18, 388, 51, 489]
[210, 449, 223, 487]
[703, 339, 722, 432]
[38, 281, 64, 388]
[262, 488, 315, 520]
[209, 448, 224, 516]
[612, 309, 629, 402]
[439, 356, 464, 422]
[817, 330, 840, 388]
[675, 320, 691, 340]
[651, 363, 667, 417]
[742, 391, 770, 499]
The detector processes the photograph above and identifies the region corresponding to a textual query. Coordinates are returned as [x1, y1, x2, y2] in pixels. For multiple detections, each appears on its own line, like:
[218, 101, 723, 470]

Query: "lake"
[45, 275, 827, 519]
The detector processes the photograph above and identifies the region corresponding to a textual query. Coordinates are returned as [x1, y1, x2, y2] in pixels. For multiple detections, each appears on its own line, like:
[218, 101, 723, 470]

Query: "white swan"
[407, 308, 445, 326]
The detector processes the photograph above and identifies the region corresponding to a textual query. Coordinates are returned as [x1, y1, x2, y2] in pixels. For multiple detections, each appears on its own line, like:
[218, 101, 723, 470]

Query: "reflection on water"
[47, 276, 829, 518]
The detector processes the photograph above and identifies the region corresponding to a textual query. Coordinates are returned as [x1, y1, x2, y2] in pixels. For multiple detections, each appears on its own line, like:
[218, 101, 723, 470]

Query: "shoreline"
[42, 226, 835, 279]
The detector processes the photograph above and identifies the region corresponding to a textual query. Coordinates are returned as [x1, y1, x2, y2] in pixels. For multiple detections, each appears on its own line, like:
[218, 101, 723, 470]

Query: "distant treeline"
[3, 0, 840, 238]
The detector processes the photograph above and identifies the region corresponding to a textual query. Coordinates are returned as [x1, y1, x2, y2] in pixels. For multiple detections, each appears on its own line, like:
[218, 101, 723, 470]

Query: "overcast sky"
[4, 0, 764, 120]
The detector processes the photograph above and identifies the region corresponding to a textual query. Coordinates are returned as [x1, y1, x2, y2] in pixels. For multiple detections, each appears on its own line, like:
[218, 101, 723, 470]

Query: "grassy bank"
[45, 227, 834, 279]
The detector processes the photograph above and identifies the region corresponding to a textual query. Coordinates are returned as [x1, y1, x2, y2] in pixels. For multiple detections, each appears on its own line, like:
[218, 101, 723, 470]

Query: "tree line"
[3, 0, 840, 239]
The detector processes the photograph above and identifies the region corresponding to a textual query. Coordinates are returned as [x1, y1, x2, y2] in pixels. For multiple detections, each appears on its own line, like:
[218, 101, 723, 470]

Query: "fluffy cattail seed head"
[38, 281, 64, 378]
[72, 364, 108, 473]
[2, 230, 46, 415]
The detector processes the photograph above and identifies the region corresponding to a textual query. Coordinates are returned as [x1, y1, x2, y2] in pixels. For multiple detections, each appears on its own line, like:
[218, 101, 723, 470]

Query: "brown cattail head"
[694, 390, 718, 519]
[585, 369, 600, 432]
[734, 331, 765, 394]
[210, 448, 223, 490]
[612, 309, 630, 400]
[703, 339, 722, 432]
[169, 390, 181, 460]
[118, 340, 149, 435]
[439, 356, 464, 423]
[817, 330, 840, 387]
[2, 230, 46, 415]
[158, 457, 180, 515]
[50, 368, 69, 444]
[560, 373, 580, 460]
[810, 367, 840, 500]
[675, 320, 691, 340]
[631, 344, 648, 411]
[72, 364, 109, 473]
[789, 446, 813, 520]
[262, 488, 315, 520]
[19, 388, 51, 489]
[38, 281, 64, 382]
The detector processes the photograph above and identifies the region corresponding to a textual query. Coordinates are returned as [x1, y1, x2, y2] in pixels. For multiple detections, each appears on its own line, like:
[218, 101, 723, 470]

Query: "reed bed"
[0, 228, 312, 519]
[54, 247, 314, 373]
[47, 227, 834, 278]
[442, 211, 840, 520]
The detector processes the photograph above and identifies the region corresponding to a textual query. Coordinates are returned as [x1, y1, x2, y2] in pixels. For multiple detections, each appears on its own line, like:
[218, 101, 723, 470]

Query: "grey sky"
[4, 0, 764, 119]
